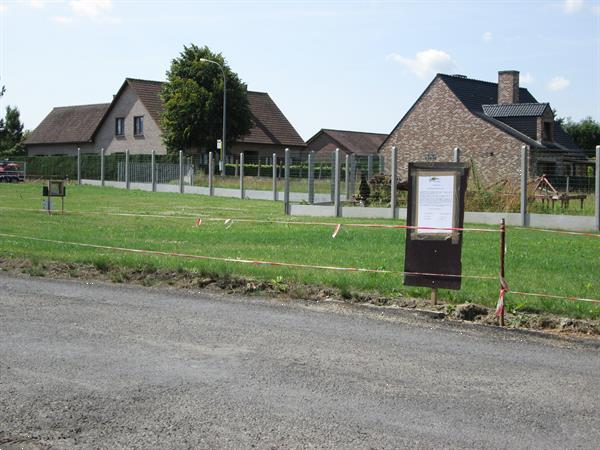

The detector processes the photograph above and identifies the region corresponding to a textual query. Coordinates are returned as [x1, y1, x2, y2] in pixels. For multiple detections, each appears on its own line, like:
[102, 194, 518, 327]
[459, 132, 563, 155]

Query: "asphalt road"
[1, 273, 599, 449]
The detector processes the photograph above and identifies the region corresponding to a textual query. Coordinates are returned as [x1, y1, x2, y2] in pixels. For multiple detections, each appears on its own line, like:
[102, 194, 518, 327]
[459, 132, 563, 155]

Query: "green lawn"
[195, 173, 335, 194]
[0, 182, 598, 319]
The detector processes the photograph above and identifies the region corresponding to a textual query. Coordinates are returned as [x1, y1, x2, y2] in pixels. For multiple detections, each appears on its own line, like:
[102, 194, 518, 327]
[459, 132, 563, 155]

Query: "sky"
[0, 0, 599, 141]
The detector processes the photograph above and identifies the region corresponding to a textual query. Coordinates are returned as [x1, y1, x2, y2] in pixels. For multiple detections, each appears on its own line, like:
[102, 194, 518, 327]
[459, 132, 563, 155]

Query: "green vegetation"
[161, 44, 252, 153]
[0, 183, 598, 319]
[197, 174, 334, 194]
[560, 116, 600, 151]
[0, 105, 26, 158]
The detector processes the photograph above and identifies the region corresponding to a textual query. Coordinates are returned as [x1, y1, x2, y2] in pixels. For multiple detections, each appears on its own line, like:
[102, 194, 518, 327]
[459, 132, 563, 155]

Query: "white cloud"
[546, 76, 571, 91]
[482, 31, 492, 42]
[520, 72, 534, 84]
[563, 0, 584, 13]
[69, 0, 112, 17]
[387, 49, 457, 78]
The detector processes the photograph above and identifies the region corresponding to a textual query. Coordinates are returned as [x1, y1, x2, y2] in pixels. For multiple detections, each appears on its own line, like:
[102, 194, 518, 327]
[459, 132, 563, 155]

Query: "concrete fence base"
[80, 179, 595, 231]
[289, 204, 596, 232]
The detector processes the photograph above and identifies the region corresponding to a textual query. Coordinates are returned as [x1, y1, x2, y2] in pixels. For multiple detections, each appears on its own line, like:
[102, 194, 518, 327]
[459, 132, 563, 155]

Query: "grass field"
[0, 182, 598, 319]
[195, 173, 335, 194]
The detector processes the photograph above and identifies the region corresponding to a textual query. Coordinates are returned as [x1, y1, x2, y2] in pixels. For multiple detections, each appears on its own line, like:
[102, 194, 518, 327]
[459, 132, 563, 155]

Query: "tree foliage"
[160, 44, 252, 154]
[0, 105, 26, 158]
[561, 116, 600, 151]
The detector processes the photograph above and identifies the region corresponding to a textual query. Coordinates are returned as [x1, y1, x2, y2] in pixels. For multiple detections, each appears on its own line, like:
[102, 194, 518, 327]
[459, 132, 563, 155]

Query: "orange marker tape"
[332, 224, 341, 238]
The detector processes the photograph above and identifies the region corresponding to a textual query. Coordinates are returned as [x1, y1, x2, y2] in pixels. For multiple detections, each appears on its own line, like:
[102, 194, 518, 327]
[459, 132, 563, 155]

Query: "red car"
[0, 161, 24, 182]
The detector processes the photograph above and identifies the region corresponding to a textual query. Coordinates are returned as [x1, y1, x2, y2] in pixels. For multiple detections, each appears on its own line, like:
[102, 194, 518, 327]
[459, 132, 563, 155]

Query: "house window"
[134, 116, 144, 136]
[115, 117, 125, 136]
[543, 121, 552, 141]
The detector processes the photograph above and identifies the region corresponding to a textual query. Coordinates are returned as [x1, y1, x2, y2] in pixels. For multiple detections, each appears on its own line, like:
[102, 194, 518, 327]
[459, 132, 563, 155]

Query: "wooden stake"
[499, 219, 506, 326]
[431, 287, 438, 305]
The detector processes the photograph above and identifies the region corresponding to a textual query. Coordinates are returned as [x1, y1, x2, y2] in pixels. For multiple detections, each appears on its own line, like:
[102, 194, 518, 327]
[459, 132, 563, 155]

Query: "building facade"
[306, 129, 387, 162]
[26, 78, 306, 159]
[378, 71, 586, 184]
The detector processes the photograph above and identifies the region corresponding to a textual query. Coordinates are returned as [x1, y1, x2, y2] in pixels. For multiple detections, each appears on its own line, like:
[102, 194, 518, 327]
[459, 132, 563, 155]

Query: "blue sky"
[1, 0, 599, 140]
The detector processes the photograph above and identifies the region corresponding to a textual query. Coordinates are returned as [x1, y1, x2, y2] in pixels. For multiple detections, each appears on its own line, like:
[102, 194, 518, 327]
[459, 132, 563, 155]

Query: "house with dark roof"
[25, 78, 306, 158]
[379, 70, 586, 183]
[306, 129, 387, 161]
[24, 103, 110, 155]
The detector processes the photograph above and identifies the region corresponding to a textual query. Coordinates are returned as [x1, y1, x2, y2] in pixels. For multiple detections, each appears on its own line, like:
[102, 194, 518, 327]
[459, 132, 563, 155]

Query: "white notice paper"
[416, 175, 455, 234]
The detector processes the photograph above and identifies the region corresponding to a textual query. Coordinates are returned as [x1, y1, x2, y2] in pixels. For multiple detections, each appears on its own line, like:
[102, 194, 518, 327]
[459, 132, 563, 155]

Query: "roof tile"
[482, 103, 549, 117]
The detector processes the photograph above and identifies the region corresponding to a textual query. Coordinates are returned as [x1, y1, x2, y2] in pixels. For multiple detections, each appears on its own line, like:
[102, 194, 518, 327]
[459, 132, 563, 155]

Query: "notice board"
[404, 162, 469, 290]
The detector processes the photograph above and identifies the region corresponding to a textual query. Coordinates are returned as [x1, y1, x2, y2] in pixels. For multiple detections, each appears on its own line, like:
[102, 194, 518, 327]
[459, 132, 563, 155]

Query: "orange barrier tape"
[332, 224, 341, 238]
[509, 291, 600, 304]
[0, 207, 500, 233]
[0, 232, 497, 281]
[514, 227, 600, 238]
[496, 288, 507, 317]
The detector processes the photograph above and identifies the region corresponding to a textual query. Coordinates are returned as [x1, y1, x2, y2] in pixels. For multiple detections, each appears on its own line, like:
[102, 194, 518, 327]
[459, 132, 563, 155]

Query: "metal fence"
[17, 144, 600, 227]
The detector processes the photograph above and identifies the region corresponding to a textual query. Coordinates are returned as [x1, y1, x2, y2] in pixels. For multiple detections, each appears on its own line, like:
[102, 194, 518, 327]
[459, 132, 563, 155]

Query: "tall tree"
[0, 105, 26, 157]
[561, 116, 600, 151]
[160, 44, 252, 154]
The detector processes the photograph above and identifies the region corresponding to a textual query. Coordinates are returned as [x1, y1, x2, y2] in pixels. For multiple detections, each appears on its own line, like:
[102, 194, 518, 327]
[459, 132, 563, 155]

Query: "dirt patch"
[1, 256, 598, 338]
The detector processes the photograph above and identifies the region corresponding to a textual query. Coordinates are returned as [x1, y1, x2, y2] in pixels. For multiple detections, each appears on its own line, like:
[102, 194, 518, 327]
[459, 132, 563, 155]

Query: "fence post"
[367, 154, 373, 179]
[208, 151, 214, 196]
[235, 158, 239, 177]
[391, 146, 398, 219]
[125, 149, 130, 190]
[453, 147, 461, 163]
[379, 153, 385, 173]
[521, 145, 529, 227]
[100, 148, 105, 187]
[345, 153, 350, 200]
[272, 153, 278, 201]
[595, 145, 600, 230]
[240, 152, 245, 199]
[284, 148, 290, 214]
[350, 154, 357, 199]
[179, 150, 184, 193]
[189, 156, 194, 186]
[308, 151, 315, 204]
[77, 147, 81, 184]
[334, 148, 341, 217]
[151, 150, 156, 192]
[330, 152, 336, 202]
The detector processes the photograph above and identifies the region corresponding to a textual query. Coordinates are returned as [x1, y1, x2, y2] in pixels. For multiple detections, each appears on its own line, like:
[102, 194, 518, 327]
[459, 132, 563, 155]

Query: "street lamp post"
[199, 58, 227, 177]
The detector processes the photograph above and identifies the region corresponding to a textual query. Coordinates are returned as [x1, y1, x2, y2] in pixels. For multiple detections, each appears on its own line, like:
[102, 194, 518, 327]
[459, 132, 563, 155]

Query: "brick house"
[25, 78, 306, 159]
[306, 128, 387, 161]
[378, 71, 586, 184]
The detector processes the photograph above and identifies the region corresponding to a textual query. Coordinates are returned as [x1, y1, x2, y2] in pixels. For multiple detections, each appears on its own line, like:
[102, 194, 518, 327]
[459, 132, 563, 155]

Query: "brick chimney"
[498, 70, 519, 104]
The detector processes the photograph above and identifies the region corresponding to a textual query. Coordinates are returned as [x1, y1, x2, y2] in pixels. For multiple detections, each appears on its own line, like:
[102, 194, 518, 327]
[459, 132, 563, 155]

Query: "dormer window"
[543, 121, 553, 141]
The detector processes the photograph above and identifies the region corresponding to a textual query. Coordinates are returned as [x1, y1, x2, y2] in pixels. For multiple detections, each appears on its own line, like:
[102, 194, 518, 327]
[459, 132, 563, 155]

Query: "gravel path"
[1, 273, 599, 449]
